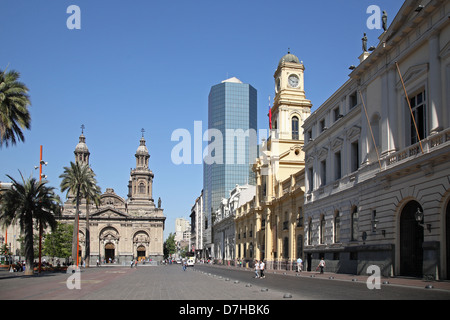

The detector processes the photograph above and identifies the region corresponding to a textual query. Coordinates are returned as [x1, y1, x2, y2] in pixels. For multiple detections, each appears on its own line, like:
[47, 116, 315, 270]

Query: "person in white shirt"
[297, 257, 303, 272]
[318, 258, 325, 274]
[254, 260, 260, 278]
[259, 260, 265, 278]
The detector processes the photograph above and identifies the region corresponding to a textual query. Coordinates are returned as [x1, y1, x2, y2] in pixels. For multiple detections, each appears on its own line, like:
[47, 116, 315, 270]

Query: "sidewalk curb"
[201, 264, 450, 291]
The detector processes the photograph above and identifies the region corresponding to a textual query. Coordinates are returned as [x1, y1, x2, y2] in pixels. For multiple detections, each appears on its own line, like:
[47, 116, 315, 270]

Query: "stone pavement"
[0, 264, 297, 300]
[0, 263, 449, 300]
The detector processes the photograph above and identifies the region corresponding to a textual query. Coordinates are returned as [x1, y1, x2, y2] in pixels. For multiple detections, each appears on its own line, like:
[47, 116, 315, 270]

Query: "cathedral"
[60, 130, 165, 264]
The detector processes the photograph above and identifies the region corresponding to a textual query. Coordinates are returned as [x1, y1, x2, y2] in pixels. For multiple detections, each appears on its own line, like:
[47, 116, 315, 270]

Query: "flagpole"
[358, 91, 382, 170]
[395, 61, 424, 154]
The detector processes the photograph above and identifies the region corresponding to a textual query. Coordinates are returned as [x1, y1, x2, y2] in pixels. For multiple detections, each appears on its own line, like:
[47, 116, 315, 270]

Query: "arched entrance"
[400, 200, 424, 277]
[133, 231, 150, 261]
[137, 245, 146, 261]
[99, 227, 120, 263]
[105, 243, 115, 263]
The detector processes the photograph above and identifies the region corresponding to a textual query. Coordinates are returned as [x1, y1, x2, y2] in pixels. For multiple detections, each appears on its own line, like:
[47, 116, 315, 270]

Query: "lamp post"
[35, 145, 47, 273]
[415, 207, 431, 232]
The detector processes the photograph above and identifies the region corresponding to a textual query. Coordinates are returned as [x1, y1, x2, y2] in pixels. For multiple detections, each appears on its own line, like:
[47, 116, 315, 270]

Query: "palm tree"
[81, 183, 101, 267]
[0, 173, 60, 275]
[59, 161, 99, 266]
[0, 68, 31, 147]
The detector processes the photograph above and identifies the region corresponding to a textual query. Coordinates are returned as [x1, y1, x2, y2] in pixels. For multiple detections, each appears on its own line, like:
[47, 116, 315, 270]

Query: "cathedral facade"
[60, 132, 165, 264]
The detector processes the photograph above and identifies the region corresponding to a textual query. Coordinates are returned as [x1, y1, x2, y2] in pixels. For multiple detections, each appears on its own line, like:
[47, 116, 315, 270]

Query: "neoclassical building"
[215, 184, 255, 264]
[190, 190, 204, 259]
[61, 131, 165, 264]
[247, 51, 311, 269]
[302, 0, 449, 278]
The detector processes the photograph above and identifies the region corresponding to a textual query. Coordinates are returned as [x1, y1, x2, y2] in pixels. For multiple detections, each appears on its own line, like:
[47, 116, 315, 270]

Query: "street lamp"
[35, 145, 47, 273]
[415, 207, 431, 232]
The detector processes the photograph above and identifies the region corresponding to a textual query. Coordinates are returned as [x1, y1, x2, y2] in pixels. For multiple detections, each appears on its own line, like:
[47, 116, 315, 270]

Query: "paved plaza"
[0, 264, 292, 300]
[1, 263, 450, 301]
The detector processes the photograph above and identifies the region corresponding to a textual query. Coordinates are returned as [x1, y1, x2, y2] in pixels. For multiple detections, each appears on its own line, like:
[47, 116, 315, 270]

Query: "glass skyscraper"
[203, 77, 257, 251]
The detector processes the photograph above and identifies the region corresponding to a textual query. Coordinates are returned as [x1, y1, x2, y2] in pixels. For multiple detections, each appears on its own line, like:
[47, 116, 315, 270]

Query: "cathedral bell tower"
[127, 130, 155, 212]
[74, 125, 90, 165]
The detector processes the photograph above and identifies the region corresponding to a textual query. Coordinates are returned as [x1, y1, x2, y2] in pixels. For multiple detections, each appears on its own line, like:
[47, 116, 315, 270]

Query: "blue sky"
[0, 0, 403, 239]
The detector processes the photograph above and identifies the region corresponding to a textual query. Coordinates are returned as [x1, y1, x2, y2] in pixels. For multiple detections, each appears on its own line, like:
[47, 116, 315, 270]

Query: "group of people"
[253, 257, 325, 275]
[298, 257, 326, 274]
[253, 260, 265, 278]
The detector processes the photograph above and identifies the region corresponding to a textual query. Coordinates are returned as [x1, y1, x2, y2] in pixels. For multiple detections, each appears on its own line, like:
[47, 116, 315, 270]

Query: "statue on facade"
[382, 11, 388, 32]
[362, 33, 368, 52]
[158, 197, 161, 209]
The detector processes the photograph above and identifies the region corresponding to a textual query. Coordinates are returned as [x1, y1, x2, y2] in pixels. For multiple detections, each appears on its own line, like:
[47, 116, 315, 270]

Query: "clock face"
[288, 74, 299, 88]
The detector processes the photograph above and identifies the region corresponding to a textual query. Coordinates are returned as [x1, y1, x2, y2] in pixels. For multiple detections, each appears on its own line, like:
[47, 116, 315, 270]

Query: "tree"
[0, 173, 60, 275]
[59, 161, 99, 266]
[163, 233, 176, 259]
[0, 68, 31, 147]
[81, 184, 101, 267]
[43, 222, 73, 261]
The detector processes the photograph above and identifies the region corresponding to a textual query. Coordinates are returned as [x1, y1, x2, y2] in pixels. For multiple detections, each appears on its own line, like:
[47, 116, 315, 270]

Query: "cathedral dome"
[136, 136, 149, 155]
[75, 134, 89, 153]
[278, 51, 300, 66]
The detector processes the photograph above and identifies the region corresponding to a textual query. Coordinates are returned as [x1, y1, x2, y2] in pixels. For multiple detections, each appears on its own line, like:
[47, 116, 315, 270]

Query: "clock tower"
[259, 51, 312, 184]
[272, 50, 312, 141]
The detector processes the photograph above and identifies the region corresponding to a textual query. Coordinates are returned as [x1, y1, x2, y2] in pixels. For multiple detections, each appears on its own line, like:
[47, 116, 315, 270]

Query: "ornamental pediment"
[91, 208, 129, 219]
[346, 126, 361, 141]
[318, 147, 328, 159]
[396, 63, 428, 89]
[331, 137, 343, 151]
[305, 155, 314, 165]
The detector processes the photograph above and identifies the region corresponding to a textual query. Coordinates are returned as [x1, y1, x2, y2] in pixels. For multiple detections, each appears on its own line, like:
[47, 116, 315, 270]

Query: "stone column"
[265, 207, 273, 267]
[360, 89, 369, 165]
[255, 212, 261, 261]
[428, 33, 443, 134]
[387, 66, 399, 152]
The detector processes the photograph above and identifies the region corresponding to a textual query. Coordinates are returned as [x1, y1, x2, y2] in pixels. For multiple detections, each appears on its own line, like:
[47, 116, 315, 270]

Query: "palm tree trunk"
[24, 211, 34, 275]
[85, 199, 90, 267]
[72, 188, 80, 265]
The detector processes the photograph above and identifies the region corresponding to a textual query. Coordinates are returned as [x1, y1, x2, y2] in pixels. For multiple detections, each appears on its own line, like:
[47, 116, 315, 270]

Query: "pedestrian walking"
[297, 257, 303, 272]
[254, 260, 260, 278]
[259, 260, 265, 278]
[130, 259, 134, 268]
[318, 258, 325, 274]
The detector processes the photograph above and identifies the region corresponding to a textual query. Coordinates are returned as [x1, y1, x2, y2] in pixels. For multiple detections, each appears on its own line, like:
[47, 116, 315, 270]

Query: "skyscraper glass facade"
[203, 79, 257, 235]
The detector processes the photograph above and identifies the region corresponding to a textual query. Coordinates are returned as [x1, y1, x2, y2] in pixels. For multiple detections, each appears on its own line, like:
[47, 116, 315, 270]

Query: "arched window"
[296, 235, 303, 259]
[307, 218, 312, 245]
[138, 182, 146, 194]
[320, 215, 326, 244]
[283, 237, 289, 259]
[292, 116, 299, 140]
[334, 211, 340, 243]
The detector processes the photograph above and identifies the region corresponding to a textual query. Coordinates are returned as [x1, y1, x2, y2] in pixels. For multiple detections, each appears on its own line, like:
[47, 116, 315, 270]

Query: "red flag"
[268, 96, 272, 129]
[269, 108, 272, 129]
